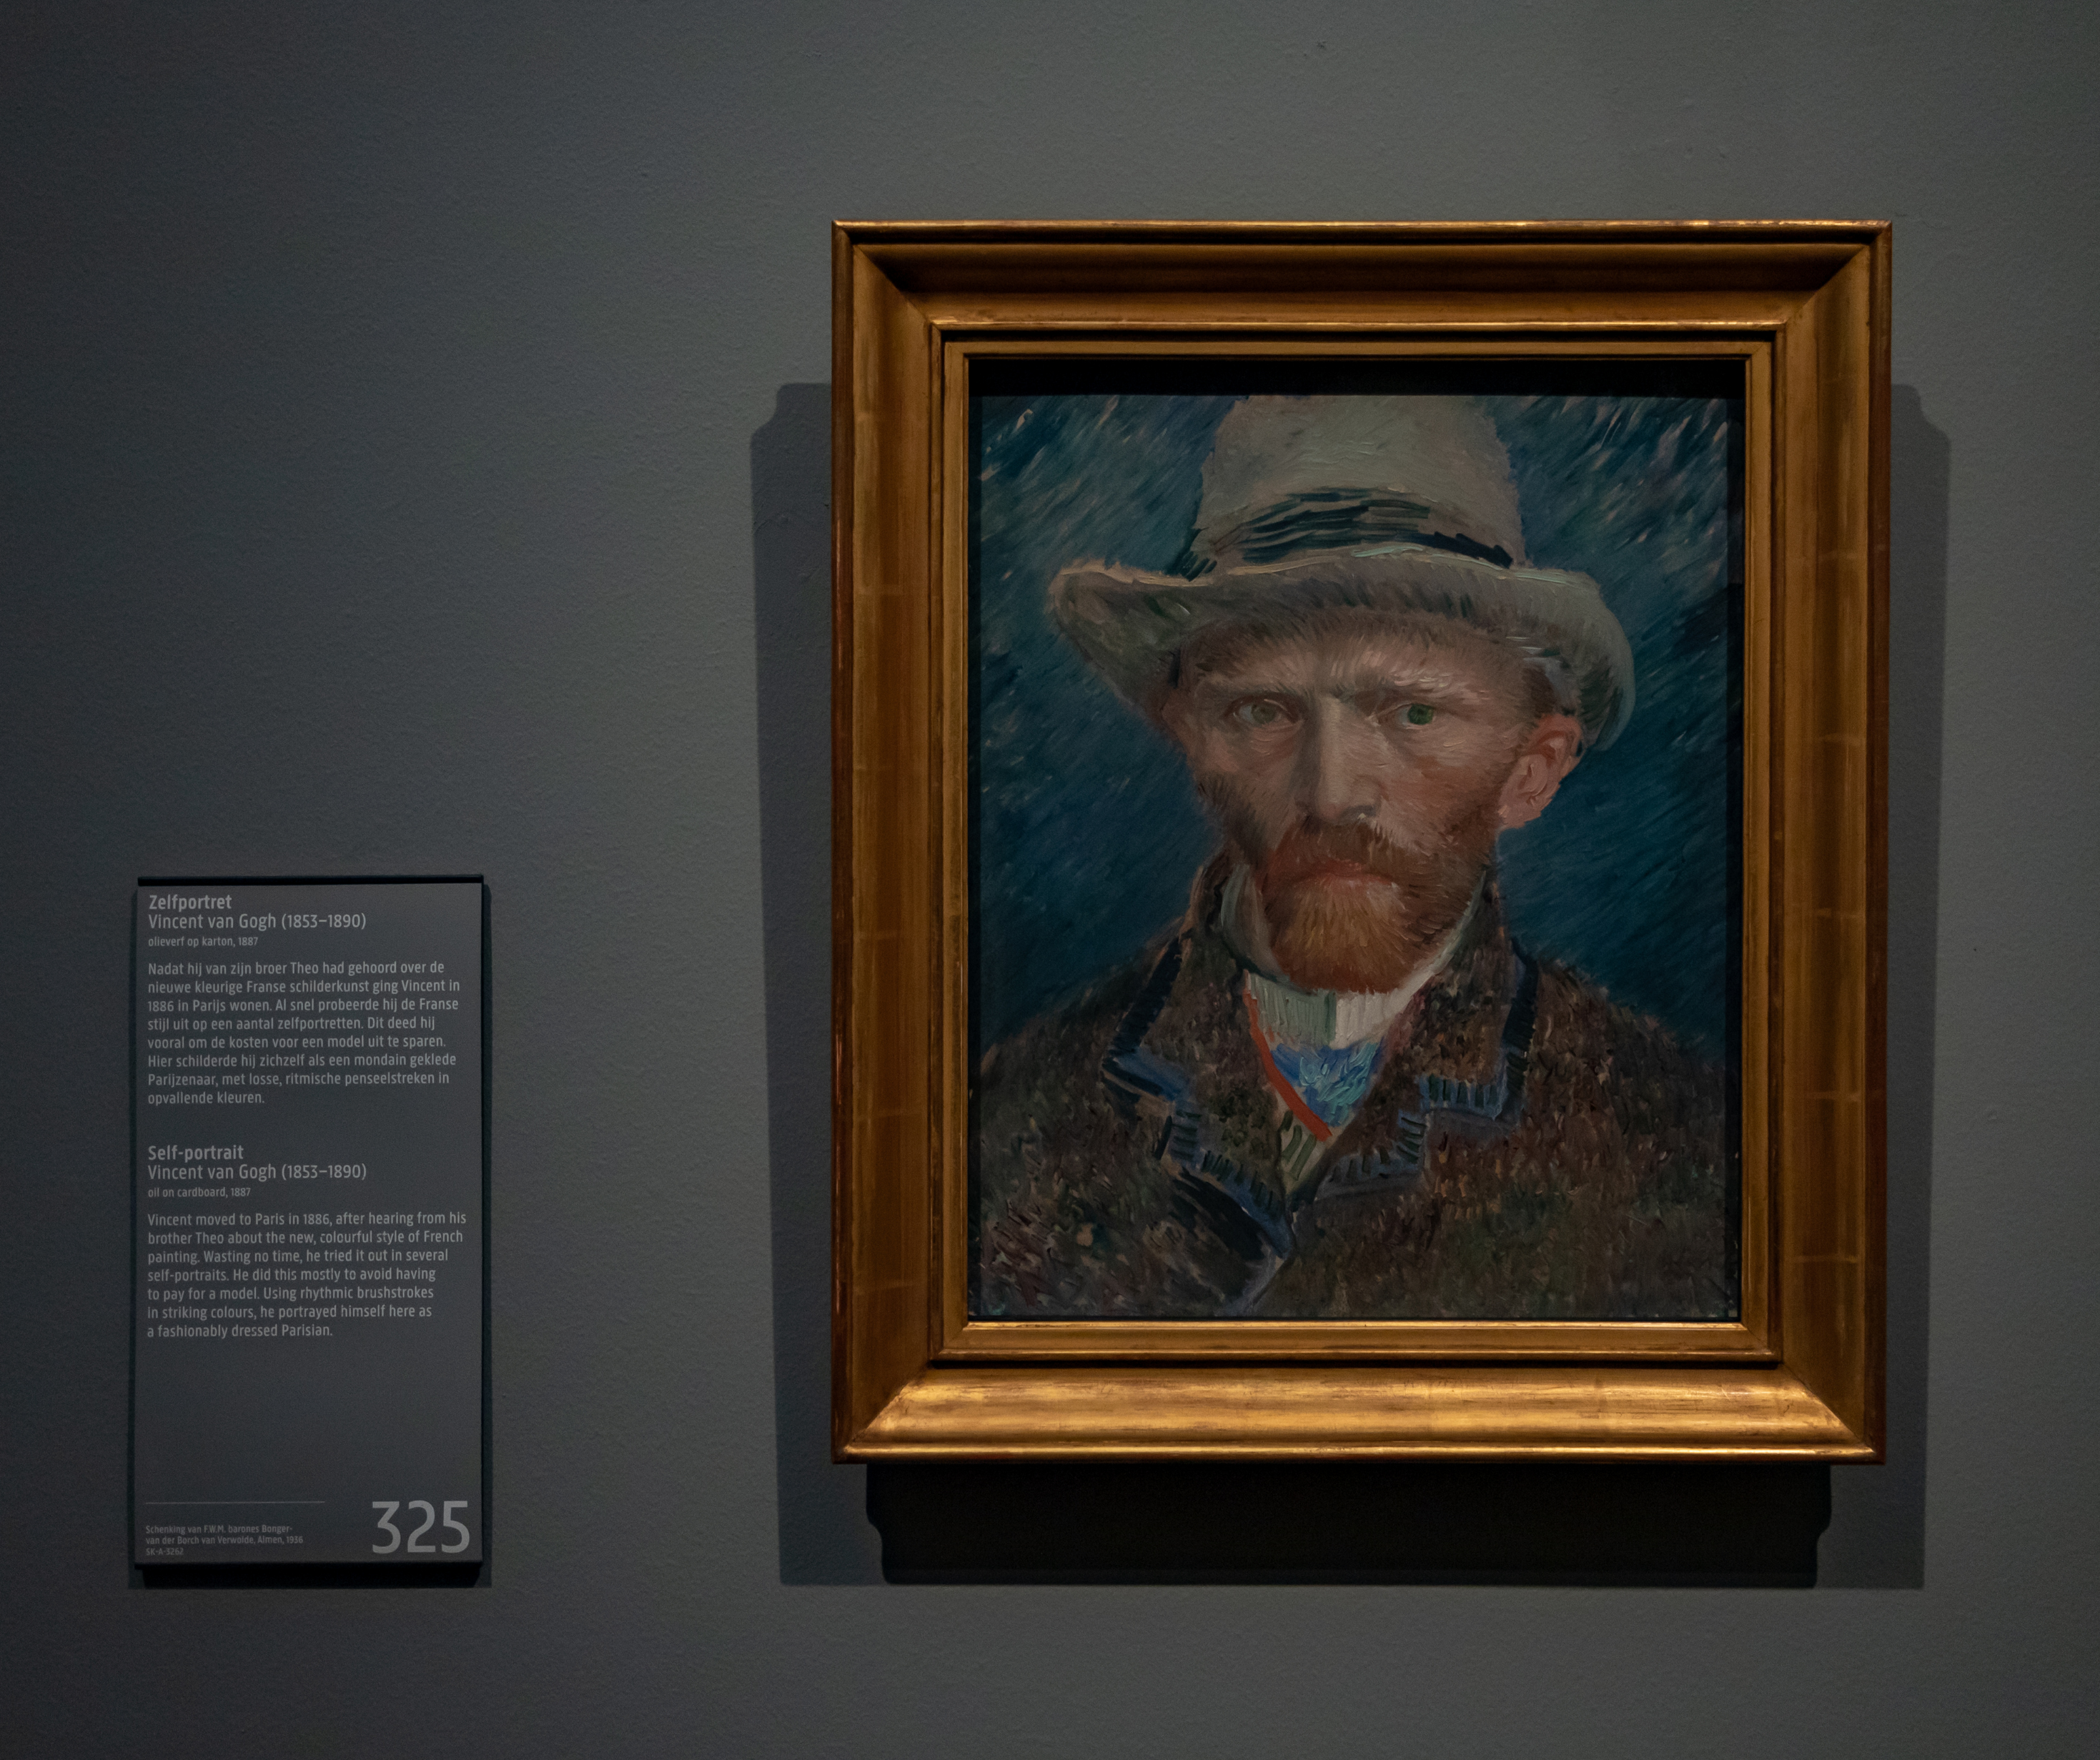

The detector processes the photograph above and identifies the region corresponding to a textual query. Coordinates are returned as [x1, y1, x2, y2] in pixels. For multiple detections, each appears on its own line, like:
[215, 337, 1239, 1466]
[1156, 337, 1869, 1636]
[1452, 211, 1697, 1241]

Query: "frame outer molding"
[833, 221, 1888, 1461]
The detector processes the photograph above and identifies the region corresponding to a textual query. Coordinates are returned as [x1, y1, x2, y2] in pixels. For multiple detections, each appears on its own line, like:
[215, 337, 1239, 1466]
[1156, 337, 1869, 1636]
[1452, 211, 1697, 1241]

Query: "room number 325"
[372, 1499, 472, 1553]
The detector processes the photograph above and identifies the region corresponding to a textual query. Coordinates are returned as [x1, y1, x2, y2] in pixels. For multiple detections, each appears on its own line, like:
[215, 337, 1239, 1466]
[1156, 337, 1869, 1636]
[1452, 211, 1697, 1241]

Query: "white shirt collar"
[1220, 864, 1477, 1049]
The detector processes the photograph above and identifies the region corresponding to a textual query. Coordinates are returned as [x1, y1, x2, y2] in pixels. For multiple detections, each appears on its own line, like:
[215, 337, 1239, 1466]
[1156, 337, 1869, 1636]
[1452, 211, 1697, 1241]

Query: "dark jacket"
[974, 860, 1734, 1320]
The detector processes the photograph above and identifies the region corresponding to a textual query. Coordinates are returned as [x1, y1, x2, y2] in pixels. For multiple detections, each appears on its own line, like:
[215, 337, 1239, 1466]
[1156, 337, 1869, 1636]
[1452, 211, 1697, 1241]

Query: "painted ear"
[1497, 714, 1584, 830]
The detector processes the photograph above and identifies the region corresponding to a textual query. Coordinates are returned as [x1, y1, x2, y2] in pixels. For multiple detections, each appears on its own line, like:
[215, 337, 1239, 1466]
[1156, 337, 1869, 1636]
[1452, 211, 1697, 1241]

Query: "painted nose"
[1299, 699, 1382, 826]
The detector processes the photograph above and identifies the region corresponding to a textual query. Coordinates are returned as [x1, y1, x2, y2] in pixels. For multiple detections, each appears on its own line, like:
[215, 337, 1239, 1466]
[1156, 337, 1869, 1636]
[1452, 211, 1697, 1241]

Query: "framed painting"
[831, 221, 1888, 1459]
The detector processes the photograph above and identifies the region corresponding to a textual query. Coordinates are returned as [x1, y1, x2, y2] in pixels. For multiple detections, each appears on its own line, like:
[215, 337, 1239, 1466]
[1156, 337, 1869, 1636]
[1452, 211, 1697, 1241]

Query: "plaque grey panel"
[132, 880, 485, 1566]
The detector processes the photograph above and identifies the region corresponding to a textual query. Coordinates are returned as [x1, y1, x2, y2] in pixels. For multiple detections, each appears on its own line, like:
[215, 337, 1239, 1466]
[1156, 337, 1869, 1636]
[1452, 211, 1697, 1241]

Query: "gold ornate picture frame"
[832, 220, 1887, 1461]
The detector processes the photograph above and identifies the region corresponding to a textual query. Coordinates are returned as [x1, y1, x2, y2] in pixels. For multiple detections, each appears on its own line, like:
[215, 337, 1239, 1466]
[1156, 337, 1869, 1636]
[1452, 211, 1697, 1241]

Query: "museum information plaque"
[132, 879, 485, 1566]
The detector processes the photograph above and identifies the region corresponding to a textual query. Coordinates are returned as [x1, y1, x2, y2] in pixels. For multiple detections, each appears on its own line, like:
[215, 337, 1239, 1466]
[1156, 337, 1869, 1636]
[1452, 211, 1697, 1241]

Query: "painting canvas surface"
[969, 366, 1741, 1321]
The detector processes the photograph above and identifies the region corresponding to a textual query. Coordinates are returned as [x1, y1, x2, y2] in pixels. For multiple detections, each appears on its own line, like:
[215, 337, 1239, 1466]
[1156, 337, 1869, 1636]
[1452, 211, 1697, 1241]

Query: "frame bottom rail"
[841, 1363, 1873, 1461]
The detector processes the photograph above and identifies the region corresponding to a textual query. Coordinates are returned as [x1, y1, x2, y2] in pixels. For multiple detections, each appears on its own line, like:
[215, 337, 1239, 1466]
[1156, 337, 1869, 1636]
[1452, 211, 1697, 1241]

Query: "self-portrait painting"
[969, 362, 1743, 1322]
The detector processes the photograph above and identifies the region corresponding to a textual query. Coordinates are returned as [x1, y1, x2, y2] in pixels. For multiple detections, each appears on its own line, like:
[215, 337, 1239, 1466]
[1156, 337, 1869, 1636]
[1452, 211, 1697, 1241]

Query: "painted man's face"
[1162, 612, 1583, 993]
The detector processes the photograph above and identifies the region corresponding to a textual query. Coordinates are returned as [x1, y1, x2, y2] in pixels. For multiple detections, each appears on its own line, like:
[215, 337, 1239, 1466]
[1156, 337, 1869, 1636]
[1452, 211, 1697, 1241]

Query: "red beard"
[1253, 817, 1487, 993]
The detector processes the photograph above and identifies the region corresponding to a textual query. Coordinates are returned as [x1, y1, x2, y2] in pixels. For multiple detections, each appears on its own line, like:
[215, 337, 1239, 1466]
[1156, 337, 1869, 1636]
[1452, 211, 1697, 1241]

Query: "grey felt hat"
[1049, 395, 1636, 749]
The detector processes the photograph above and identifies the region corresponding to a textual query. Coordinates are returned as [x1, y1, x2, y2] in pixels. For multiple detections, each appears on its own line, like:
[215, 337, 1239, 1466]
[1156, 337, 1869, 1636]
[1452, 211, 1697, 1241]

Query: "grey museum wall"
[4, 1, 2095, 1755]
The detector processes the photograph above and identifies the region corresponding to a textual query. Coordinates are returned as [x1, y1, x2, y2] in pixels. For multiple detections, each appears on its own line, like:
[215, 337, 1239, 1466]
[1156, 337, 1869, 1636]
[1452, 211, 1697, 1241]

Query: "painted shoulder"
[974, 935, 1172, 1111]
[1527, 954, 1728, 1140]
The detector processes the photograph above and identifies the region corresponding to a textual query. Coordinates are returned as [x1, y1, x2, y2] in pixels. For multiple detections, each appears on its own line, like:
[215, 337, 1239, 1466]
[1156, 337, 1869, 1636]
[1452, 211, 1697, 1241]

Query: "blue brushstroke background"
[971, 393, 1738, 1060]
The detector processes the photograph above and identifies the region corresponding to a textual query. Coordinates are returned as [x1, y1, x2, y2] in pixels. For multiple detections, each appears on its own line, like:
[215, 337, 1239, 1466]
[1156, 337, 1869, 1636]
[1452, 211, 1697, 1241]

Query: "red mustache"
[1257, 822, 1412, 893]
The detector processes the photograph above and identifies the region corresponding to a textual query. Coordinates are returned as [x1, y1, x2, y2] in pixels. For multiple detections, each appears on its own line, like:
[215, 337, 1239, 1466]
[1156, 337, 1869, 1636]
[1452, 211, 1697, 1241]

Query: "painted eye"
[1403, 703, 1435, 727]
[1234, 698, 1292, 728]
